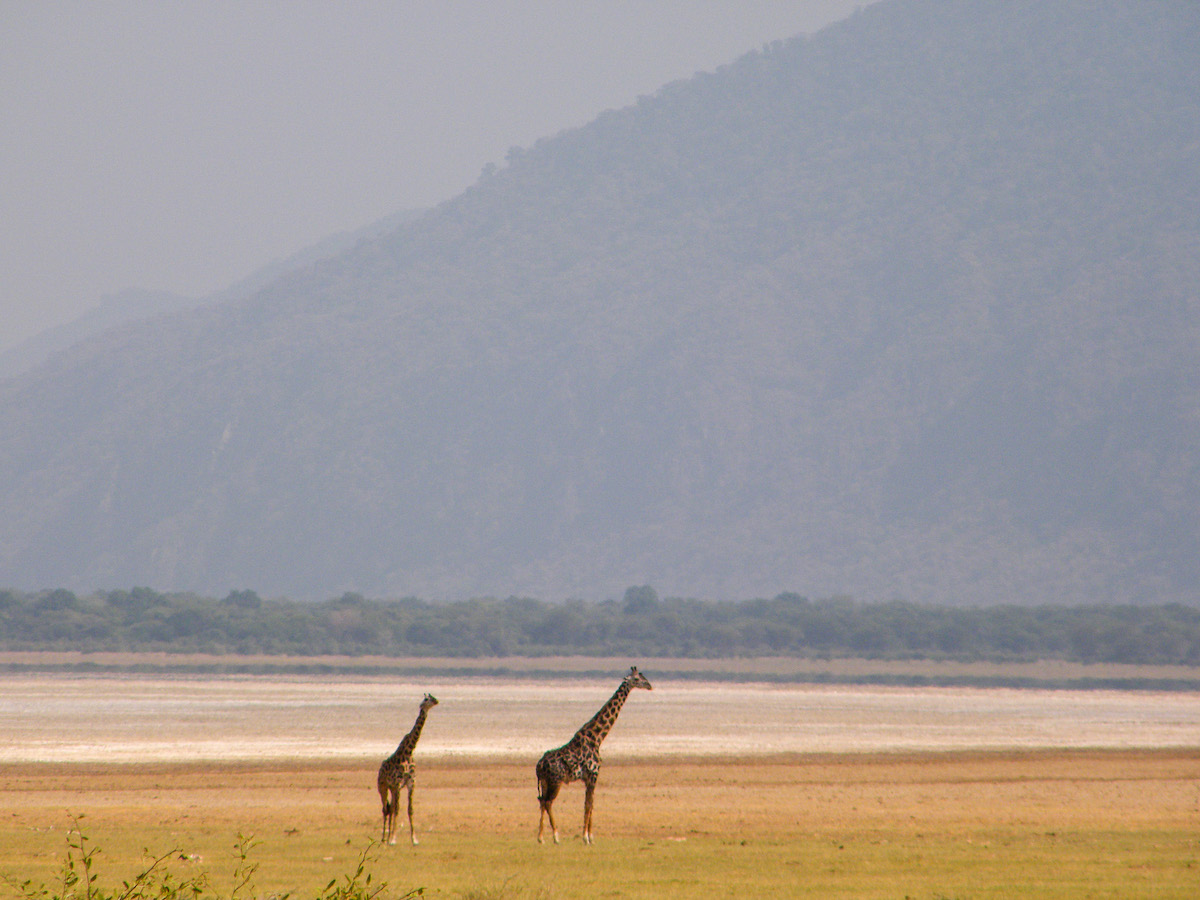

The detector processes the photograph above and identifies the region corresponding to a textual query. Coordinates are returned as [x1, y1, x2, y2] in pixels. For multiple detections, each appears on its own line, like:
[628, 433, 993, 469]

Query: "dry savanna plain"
[1, 655, 1198, 899]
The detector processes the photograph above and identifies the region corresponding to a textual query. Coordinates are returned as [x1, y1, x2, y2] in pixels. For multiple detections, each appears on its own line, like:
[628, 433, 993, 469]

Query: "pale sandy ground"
[1, 673, 1197, 763]
[4, 650, 1196, 681]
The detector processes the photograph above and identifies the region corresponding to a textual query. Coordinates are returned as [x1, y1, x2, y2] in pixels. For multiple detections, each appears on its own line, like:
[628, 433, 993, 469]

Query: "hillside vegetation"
[0, 0, 1197, 604]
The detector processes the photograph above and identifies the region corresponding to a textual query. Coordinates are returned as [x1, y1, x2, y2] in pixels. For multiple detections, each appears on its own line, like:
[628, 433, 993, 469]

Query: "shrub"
[1, 817, 423, 900]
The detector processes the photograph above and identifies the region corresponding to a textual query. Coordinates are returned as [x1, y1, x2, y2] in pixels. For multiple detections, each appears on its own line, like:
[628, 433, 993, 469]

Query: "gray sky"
[2, 1, 872, 350]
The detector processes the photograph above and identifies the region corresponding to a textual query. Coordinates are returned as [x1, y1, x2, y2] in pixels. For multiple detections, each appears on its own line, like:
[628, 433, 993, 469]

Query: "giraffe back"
[537, 736, 599, 787]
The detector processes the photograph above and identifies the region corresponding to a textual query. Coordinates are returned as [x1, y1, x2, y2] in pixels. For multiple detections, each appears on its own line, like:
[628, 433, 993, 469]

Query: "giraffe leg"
[406, 780, 419, 846]
[379, 782, 392, 844]
[582, 778, 596, 845]
[387, 786, 400, 845]
[537, 779, 561, 844]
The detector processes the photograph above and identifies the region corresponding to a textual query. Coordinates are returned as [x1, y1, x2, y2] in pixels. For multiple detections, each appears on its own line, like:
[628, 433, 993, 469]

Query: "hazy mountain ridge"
[0, 288, 199, 380]
[1, 0, 1197, 603]
[0, 209, 423, 380]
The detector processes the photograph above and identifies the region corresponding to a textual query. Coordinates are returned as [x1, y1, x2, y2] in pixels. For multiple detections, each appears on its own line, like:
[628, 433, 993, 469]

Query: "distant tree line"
[0, 586, 1197, 666]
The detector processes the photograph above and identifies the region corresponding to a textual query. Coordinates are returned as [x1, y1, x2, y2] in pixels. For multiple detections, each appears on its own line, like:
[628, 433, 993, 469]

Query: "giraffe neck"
[576, 679, 633, 748]
[394, 707, 429, 759]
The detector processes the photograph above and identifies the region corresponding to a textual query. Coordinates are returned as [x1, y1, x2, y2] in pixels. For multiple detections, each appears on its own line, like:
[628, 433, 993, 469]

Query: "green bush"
[2, 818, 422, 900]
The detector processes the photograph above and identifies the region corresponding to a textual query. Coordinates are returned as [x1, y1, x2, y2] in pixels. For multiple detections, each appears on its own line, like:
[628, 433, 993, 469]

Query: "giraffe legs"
[536, 775, 601, 845]
[537, 799, 559, 845]
[406, 780, 419, 845]
[537, 778, 561, 844]
[582, 776, 597, 845]
[378, 775, 421, 847]
[379, 783, 398, 845]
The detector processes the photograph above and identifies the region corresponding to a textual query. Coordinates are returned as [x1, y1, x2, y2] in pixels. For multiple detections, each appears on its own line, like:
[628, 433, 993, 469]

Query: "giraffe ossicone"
[377, 692, 438, 846]
[535, 665, 653, 845]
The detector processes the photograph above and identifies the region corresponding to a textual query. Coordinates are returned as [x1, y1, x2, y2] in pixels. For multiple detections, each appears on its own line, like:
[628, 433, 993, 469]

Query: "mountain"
[1, 0, 1197, 604]
[0, 289, 198, 381]
[0, 209, 422, 380]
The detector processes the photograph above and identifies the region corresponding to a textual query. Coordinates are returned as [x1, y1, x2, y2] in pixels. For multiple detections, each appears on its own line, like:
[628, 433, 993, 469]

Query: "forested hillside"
[0, 0, 1197, 604]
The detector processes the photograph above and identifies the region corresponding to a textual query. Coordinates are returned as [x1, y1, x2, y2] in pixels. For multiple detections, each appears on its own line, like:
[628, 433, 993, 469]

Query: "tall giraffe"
[536, 666, 652, 845]
[377, 692, 438, 846]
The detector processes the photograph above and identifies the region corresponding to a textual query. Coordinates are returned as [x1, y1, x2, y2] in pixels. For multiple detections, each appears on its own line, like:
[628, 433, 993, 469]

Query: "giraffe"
[377, 692, 438, 846]
[536, 665, 652, 845]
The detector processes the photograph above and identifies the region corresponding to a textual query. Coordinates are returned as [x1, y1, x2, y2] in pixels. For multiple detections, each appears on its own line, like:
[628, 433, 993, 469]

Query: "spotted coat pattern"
[536, 666, 652, 844]
[377, 693, 438, 846]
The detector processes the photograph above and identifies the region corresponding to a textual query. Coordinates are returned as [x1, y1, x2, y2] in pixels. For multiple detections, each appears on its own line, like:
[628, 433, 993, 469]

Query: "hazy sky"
[2, 1, 872, 349]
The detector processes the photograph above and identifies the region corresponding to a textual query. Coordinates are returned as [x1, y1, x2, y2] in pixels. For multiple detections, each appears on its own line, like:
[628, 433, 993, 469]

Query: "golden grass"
[2, 750, 1197, 899]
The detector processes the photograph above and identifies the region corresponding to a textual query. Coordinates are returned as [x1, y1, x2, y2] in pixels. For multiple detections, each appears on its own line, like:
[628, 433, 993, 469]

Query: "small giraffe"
[536, 665, 652, 845]
[377, 692, 438, 846]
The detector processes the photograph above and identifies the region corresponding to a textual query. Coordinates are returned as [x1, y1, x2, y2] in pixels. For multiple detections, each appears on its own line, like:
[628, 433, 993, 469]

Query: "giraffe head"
[420, 693, 439, 711]
[624, 666, 652, 691]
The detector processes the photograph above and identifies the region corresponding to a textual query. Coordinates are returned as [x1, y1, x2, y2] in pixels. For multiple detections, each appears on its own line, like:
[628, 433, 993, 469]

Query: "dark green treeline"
[1, 586, 1198, 666]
